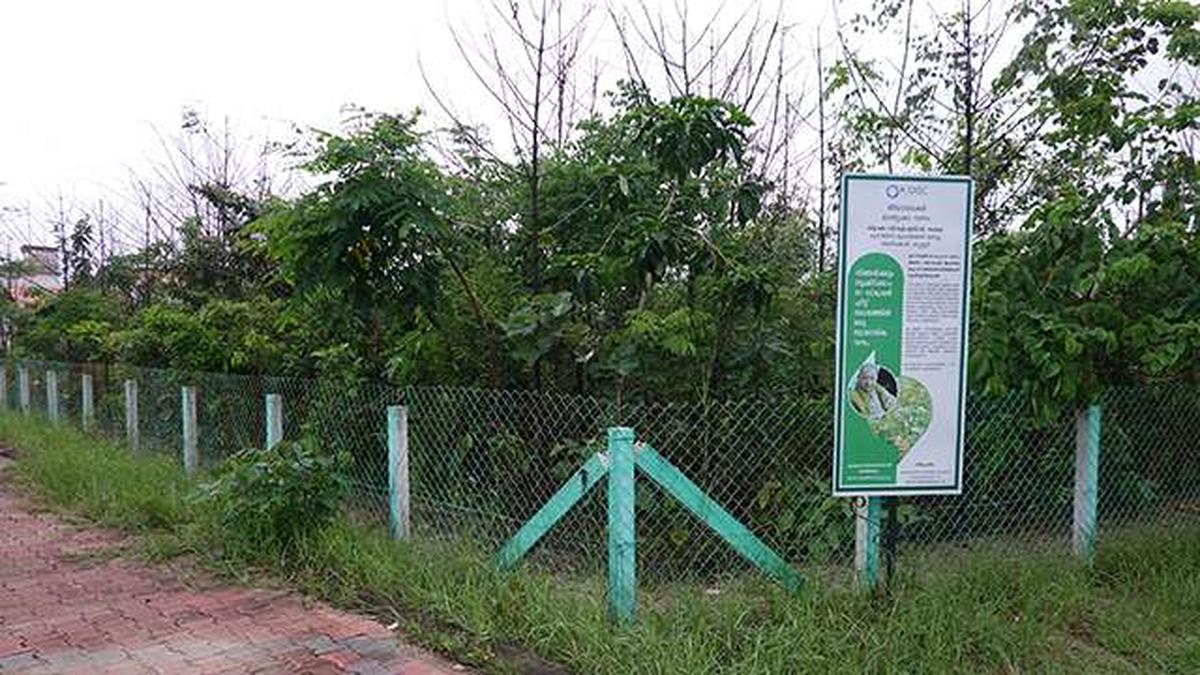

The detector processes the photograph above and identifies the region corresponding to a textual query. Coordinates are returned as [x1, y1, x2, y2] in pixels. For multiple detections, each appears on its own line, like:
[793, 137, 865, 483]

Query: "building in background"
[4, 245, 62, 306]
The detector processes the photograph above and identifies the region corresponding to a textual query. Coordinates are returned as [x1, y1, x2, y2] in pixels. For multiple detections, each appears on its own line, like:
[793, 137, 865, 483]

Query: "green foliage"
[196, 436, 349, 558]
[164, 218, 274, 306]
[971, 196, 1200, 422]
[111, 303, 211, 369]
[252, 111, 453, 374]
[17, 289, 125, 363]
[110, 297, 286, 373]
[67, 215, 94, 287]
[753, 470, 853, 561]
[514, 82, 798, 398]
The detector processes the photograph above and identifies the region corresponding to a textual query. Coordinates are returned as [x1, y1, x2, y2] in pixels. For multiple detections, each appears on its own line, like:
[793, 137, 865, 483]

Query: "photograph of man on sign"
[849, 362, 897, 420]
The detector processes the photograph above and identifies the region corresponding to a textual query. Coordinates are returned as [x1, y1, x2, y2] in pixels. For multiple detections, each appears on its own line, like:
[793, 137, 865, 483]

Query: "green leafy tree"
[518, 84, 806, 399]
[970, 0, 1200, 419]
[253, 112, 451, 375]
[17, 289, 125, 363]
[255, 110, 502, 381]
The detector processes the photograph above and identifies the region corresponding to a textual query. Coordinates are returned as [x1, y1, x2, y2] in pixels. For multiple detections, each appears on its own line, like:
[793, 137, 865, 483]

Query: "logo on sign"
[885, 184, 928, 199]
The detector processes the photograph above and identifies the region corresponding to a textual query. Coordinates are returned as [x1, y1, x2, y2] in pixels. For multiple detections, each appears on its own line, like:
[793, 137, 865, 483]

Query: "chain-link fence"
[4, 359, 1198, 584]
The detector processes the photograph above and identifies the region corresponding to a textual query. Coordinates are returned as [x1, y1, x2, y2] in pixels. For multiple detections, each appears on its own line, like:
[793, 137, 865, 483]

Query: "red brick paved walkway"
[0, 458, 468, 674]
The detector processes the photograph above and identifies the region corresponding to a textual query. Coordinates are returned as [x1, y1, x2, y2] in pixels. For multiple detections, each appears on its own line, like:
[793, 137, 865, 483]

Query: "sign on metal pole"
[834, 174, 973, 496]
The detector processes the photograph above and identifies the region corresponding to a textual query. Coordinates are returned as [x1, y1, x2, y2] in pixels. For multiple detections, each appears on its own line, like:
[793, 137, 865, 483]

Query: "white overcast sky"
[0, 0, 982, 250]
[1, 1, 512, 237]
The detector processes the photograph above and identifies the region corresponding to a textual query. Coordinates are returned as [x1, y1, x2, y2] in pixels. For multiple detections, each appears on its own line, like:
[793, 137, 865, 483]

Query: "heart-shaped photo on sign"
[867, 376, 933, 457]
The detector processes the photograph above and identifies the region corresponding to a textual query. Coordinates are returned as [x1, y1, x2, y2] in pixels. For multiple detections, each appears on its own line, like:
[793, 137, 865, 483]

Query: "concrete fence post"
[124, 379, 139, 451]
[606, 427, 637, 624]
[81, 374, 94, 431]
[46, 370, 59, 422]
[265, 393, 283, 449]
[1073, 404, 1102, 560]
[18, 365, 30, 415]
[387, 405, 410, 540]
[181, 386, 198, 477]
[855, 497, 882, 589]
[0, 366, 8, 410]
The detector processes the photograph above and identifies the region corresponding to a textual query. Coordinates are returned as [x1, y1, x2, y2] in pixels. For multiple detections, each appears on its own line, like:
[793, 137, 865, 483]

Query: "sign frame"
[832, 173, 974, 497]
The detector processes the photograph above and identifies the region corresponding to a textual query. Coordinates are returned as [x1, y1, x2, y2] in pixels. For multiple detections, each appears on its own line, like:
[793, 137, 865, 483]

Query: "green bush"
[197, 436, 348, 558]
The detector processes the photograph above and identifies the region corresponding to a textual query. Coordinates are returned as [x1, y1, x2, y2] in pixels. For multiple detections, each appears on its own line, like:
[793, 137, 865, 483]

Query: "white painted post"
[81, 374, 94, 431]
[387, 405, 410, 540]
[1073, 405, 1102, 560]
[124, 379, 139, 451]
[181, 386, 198, 477]
[0, 366, 8, 410]
[18, 365, 30, 415]
[45, 370, 59, 422]
[265, 393, 283, 449]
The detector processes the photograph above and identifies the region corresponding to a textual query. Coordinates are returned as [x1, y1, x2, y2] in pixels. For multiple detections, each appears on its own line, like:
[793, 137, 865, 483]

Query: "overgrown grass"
[5, 415, 193, 530]
[2, 412, 1198, 674]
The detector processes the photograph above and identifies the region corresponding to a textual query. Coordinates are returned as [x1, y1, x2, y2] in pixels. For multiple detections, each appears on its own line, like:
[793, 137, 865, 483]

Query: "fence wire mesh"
[5, 359, 1197, 584]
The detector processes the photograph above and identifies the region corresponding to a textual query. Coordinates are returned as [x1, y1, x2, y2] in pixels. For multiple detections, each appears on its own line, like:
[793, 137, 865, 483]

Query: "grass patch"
[1, 411, 1198, 674]
[3, 415, 192, 531]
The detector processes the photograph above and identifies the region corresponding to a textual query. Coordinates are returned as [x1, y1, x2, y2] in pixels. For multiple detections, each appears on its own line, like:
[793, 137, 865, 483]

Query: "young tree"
[254, 111, 502, 381]
[68, 215, 93, 288]
[834, 0, 1034, 232]
[435, 0, 595, 298]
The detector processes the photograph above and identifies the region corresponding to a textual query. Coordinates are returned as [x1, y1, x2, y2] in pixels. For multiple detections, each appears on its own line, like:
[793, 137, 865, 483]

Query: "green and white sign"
[833, 174, 973, 496]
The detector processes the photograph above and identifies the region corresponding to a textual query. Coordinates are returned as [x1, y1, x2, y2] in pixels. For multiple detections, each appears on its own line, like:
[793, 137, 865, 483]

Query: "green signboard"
[833, 174, 973, 496]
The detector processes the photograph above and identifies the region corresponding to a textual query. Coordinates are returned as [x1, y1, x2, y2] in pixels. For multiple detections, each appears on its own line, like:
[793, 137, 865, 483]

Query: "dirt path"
[0, 458, 469, 674]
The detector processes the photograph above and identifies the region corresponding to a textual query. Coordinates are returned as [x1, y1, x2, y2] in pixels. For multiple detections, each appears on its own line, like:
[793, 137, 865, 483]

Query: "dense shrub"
[197, 436, 348, 558]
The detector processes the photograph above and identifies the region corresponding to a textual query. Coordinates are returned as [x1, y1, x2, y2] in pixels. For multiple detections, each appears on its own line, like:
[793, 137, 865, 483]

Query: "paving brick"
[321, 648, 364, 668]
[0, 636, 27, 657]
[397, 660, 463, 675]
[0, 650, 41, 669]
[307, 635, 342, 654]
[350, 659, 399, 675]
[0, 456, 468, 674]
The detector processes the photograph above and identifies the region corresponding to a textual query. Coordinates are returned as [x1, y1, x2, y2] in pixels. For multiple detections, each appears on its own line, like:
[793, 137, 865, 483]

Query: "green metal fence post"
[265, 393, 283, 449]
[387, 405, 410, 540]
[181, 387, 198, 477]
[856, 497, 882, 589]
[607, 427, 636, 625]
[1073, 404, 1102, 560]
[45, 370, 59, 422]
[81, 373, 94, 431]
